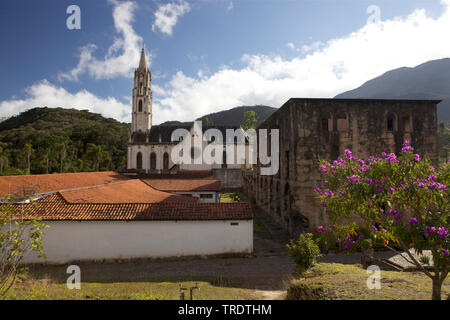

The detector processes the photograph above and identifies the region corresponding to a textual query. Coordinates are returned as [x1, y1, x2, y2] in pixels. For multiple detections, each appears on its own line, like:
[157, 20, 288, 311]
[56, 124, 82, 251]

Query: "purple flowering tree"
[315, 141, 449, 300]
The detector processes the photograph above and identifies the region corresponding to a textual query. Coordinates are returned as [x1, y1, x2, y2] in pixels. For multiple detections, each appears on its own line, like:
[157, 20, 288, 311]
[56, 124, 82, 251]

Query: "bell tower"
[132, 45, 152, 132]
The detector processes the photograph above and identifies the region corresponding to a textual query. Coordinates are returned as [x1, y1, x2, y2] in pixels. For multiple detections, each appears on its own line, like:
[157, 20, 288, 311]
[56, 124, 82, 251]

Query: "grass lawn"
[289, 263, 450, 300]
[6, 275, 262, 300]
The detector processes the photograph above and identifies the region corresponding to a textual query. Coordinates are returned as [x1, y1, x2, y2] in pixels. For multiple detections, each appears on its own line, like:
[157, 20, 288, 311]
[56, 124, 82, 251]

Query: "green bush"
[286, 233, 321, 274]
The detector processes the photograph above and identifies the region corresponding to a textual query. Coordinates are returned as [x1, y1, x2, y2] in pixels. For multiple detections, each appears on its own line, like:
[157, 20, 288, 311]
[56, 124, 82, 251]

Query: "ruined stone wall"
[243, 98, 438, 238]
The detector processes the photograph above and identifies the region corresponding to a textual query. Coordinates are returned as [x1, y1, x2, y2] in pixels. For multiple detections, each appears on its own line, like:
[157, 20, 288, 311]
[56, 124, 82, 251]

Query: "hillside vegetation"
[0, 107, 129, 175]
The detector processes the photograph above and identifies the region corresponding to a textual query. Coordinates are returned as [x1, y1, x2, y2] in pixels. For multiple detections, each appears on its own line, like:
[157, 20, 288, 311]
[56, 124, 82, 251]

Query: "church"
[127, 47, 252, 176]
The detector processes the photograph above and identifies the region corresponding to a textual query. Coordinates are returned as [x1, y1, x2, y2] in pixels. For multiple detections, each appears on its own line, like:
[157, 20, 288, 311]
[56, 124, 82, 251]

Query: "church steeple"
[138, 45, 147, 71]
[131, 45, 152, 133]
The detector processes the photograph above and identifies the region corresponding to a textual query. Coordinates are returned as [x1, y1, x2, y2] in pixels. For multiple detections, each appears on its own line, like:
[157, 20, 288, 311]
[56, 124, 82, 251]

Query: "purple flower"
[428, 174, 437, 181]
[324, 180, 329, 185]
[408, 218, 418, 225]
[346, 175, 360, 183]
[427, 182, 439, 190]
[438, 184, 446, 191]
[418, 183, 425, 189]
[414, 154, 421, 162]
[337, 238, 341, 243]
[358, 159, 365, 165]
[317, 225, 325, 232]
[320, 201, 326, 207]
[344, 149, 353, 160]
[365, 178, 373, 184]
[389, 209, 397, 215]
[371, 225, 378, 231]
[394, 214, 402, 221]
[437, 227, 448, 239]
[314, 188, 321, 193]
[442, 249, 449, 256]
[425, 226, 436, 236]
[386, 153, 398, 163]
[381, 152, 387, 157]
[325, 189, 334, 198]
[367, 203, 372, 208]
[390, 187, 395, 193]
[401, 141, 414, 152]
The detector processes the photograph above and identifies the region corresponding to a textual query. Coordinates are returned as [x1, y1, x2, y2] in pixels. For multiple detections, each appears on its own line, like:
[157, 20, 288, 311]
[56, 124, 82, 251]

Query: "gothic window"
[150, 152, 156, 170]
[386, 113, 398, 132]
[163, 152, 169, 170]
[136, 152, 143, 170]
[138, 100, 143, 112]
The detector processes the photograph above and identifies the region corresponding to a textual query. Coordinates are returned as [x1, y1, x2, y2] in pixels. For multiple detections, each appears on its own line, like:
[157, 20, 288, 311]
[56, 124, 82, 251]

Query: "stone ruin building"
[243, 98, 439, 237]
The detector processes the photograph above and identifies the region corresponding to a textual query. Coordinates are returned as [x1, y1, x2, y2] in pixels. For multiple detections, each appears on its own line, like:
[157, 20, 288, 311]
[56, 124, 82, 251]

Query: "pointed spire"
[138, 44, 147, 70]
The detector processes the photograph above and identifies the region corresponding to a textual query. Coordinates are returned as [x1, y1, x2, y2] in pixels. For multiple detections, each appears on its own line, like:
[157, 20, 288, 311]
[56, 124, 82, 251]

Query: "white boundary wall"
[22, 220, 253, 264]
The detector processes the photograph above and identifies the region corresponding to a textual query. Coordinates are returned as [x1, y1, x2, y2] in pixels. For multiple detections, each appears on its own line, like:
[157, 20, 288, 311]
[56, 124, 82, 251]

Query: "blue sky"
[0, 0, 449, 124]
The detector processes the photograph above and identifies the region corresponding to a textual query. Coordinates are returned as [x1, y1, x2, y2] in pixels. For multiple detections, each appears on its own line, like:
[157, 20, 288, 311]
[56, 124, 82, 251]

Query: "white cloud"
[151, 1, 450, 124]
[286, 42, 295, 49]
[59, 0, 143, 81]
[152, 0, 191, 36]
[227, 1, 234, 12]
[0, 80, 131, 122]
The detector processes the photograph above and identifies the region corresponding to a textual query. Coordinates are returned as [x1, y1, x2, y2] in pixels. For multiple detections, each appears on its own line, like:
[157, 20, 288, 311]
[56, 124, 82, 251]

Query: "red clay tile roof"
[124, 170, 214, 180]
[142, 179, 221, 192]
[0, 171, 128, 198]
[6, 193, 253, 221]
[60, 180, 197, 203]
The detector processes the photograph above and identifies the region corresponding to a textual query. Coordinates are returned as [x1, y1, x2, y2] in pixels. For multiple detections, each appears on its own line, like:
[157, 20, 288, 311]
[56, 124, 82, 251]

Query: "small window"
[230, 222, 239, 226]
[138, 100, 143, 112]
[336, 113, 348, 131]
[321, 118, 329, 132]
[387, 117, 394, 131]
[200, 194, 213, 199]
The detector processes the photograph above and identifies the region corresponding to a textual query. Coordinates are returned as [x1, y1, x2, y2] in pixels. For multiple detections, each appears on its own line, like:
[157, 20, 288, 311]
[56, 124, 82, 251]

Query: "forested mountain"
[335, 58, 450, 120]
[160, 105, 277, 127]
[0, 107, 129, 175]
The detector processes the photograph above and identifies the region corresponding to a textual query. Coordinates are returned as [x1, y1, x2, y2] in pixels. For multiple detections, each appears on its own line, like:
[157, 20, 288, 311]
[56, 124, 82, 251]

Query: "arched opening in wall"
[222, 151, 227, 168]
[403, 115, 412, 132]
[138, 100, 143, 112]
[163, 152, 169, 170]
[136, 152, 143, 170]
[336, 113, 348, 132]
[150, 152, 156, 170]
[386, 113, 398, 132]
[140, 82, 143, 95]
[284, 183, 291, 215]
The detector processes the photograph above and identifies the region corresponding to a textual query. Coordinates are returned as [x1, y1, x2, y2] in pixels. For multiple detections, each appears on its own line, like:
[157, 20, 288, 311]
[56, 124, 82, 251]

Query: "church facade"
[127, 48, 252, 174]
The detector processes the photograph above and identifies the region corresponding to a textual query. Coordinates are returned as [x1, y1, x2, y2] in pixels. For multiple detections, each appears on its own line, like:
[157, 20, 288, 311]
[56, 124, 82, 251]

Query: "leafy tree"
[86, 143, 105, 171]
[23, 144, 33, 174]
[202, 117, 214, 126]
[0, 196, 48, 297]
[315, 141, 449, 300]
[241, 110, 258, 131]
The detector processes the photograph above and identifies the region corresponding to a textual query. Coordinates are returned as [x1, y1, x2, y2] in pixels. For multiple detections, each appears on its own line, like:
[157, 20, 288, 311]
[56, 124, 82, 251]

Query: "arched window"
[136, 152, 142, 170]
[138, 100, 143, 112]
[386, 113, 398, 132]
[163, 152, 169, 170]
[150, 152, 156, 170]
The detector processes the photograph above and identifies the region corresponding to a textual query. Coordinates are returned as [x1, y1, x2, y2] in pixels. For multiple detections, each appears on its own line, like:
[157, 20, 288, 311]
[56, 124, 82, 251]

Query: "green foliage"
[202, 116, 214, 126]
[0, 197, 49, 297]
[0, 107, 129, 175]
[286, 233, 321, 274]
[241, 110, 258, 131]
